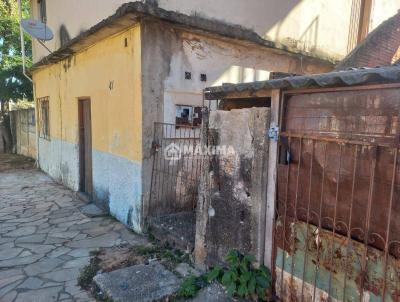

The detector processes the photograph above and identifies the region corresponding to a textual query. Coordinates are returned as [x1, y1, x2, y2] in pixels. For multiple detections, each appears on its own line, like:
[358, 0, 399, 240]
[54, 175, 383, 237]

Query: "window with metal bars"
[38, 97, 50, 140]
[175, 105, 202, 127]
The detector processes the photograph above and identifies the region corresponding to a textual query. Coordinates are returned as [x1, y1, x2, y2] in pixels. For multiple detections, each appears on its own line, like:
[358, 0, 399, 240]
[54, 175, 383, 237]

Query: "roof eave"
[204, 66, 400, 100]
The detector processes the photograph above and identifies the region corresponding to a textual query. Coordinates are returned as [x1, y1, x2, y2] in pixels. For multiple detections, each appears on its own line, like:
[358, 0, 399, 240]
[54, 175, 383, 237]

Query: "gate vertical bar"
[155, 123, 164, 210]
[160, 124, 168, 210]
[328, 144, 343, 299]
[312, 142, 328, 302]
[301, 139, 315, 302]
[343, 145, 359, 301]
[290, 137, 303, 299]
[169, 124, 178, 208]
[359, 146, 377, 302]
[381, 148, 398, 301]
[177, 126, 188, 209]
[165, 124, 173, 210]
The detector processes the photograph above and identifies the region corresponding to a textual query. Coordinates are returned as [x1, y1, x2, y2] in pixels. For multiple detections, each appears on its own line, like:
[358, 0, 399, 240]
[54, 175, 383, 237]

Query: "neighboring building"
[337, 10, 400, 69]
[30, 0, 400, 64]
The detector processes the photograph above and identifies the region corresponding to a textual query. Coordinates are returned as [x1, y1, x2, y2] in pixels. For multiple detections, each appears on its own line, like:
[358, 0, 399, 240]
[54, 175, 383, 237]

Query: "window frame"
[175, 104, 203, 127]
[37, 0, 47, 23]
[38, 97, 50, 140]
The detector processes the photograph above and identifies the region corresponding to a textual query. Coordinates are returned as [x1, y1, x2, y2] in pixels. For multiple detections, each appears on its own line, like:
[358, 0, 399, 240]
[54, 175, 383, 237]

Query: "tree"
[0, 0, 32, 152]
[0, 0, 32, 106]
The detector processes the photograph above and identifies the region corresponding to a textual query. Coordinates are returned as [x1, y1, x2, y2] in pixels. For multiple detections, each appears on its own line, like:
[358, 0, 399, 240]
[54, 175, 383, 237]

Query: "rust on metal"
[149, 122, 202, 216]
[274, 86, 400, 301]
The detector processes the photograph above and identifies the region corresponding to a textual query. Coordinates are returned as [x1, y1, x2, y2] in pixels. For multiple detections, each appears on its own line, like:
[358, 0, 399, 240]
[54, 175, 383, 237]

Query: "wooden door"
[78, 99, 92, 196]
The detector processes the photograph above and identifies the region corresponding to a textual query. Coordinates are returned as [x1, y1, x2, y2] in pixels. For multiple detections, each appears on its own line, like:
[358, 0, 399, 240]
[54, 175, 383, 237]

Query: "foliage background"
[0, 0, 32, 107]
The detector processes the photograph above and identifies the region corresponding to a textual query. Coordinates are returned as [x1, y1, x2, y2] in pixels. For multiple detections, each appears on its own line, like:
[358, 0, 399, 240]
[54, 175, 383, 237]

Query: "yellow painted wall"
[32, 25, 142, 163]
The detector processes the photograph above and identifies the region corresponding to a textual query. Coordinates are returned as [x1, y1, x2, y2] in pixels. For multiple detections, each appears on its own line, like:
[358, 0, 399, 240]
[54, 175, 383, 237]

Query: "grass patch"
[78, 249, 115, 301]
[132, 243, 189, 270]
[77, 256, 100, 290]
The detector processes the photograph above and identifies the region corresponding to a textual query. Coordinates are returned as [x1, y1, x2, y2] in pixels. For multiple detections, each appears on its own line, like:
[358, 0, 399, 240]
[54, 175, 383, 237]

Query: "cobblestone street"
[0, 154, 148, 302]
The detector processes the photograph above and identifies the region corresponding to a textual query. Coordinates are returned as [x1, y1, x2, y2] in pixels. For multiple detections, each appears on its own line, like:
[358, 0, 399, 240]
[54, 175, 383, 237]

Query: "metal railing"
[149, 122, 202, 217]
[275, 134, 400, 301]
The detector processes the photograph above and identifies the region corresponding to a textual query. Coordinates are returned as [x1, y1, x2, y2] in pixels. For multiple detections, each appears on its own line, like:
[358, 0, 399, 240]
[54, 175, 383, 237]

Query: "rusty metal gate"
[274, 85, 400, 301]
[148, 122, 202, 217]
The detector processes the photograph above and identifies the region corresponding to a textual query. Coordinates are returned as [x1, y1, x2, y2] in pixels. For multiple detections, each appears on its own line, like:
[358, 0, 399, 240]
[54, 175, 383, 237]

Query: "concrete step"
[93, 262, 182, 302]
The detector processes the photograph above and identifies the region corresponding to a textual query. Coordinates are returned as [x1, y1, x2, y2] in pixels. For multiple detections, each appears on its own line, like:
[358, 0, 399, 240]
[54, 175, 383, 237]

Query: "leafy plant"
[133, 244, 189, 265]
[0, 0, 33, 103]
[0, 0, 33, 151]
[176, 275, 208, 299]
[207, 250, 272, 301]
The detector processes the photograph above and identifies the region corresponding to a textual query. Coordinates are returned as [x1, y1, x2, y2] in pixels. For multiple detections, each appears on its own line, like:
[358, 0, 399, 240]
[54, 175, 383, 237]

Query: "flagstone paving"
[0, 154, 148, 302]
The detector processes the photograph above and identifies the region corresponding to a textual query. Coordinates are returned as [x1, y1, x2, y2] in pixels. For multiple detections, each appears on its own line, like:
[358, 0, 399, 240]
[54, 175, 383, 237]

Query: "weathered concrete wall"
[32, 25, 143, 232]
[9, 109, 37, 159]
[195, 107, 270, 267]
[161, 29, 329, 125]
[140, 20, 330, 217]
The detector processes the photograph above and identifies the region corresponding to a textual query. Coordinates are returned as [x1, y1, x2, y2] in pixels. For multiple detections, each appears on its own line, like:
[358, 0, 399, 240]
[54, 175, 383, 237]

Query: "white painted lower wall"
[38, 138, 143, 232]
[92, 150, 142, 231]
[38, 138, 80, 191]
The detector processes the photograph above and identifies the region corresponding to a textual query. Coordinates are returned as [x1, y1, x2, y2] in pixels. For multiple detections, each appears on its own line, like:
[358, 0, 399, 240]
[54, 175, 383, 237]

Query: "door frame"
[78, 98, 93, 197]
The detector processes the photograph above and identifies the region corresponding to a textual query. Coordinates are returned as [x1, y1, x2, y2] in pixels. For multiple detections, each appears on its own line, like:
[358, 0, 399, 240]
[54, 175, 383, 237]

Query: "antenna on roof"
[21, 19, 53, 41]
[21, 19, 54, 54]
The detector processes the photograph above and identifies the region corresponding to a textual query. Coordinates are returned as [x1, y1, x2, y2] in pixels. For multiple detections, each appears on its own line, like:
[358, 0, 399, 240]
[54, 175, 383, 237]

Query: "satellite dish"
[21, 19, 53, 41]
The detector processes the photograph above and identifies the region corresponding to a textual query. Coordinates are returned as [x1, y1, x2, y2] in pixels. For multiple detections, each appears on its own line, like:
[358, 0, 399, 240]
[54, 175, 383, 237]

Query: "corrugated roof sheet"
[205, 65, 400, 99]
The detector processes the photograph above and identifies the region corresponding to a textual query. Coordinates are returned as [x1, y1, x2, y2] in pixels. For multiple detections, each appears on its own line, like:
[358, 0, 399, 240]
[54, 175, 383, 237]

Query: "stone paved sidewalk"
[0, 154, 148, 302]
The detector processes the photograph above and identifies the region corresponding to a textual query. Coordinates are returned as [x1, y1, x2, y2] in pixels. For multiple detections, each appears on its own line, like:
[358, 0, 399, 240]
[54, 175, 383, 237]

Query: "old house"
[29, 0, 400, 235]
